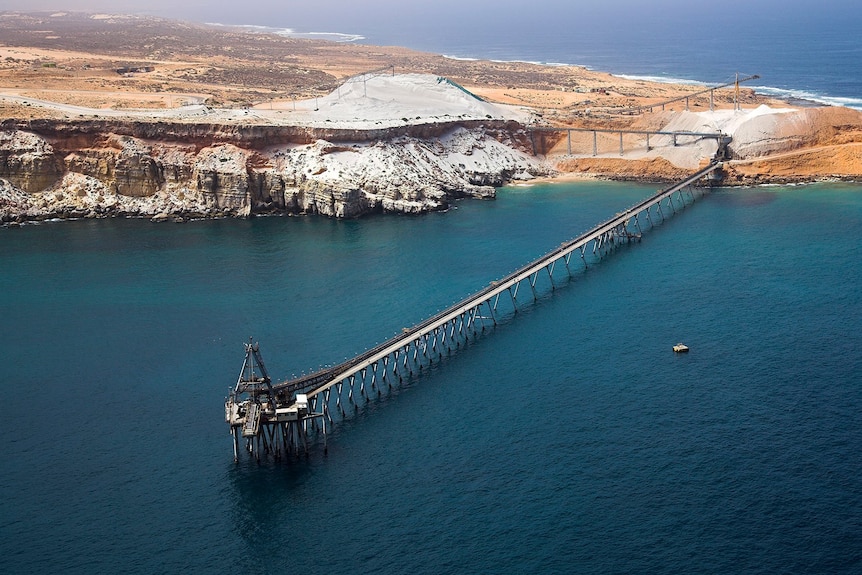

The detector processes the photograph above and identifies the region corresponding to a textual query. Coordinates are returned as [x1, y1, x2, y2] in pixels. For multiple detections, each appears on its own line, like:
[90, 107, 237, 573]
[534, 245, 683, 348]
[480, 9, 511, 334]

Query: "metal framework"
[600, 73, 761, 114]
[225, 161, 725, 461]
[225, 339, 322, 461]
[529, 127, 732, 157]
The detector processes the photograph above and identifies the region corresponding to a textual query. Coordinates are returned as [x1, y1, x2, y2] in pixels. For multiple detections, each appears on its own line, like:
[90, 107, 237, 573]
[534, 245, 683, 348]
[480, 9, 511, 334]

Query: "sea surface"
[238, 1, 862, 109]
[1, 181, 861, 573]
[3, 5, 862, 570]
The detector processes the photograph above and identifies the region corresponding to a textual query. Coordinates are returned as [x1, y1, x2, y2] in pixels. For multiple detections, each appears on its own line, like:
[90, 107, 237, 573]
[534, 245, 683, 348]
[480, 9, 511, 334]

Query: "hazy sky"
[10, 1, 860, 30]
[6, 0, 861, 56]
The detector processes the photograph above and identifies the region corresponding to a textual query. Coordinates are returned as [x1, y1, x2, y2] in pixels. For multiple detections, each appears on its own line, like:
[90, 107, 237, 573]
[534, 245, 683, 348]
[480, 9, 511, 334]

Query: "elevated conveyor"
[225, 161, 723, 460]
[279, 161, 722, 401]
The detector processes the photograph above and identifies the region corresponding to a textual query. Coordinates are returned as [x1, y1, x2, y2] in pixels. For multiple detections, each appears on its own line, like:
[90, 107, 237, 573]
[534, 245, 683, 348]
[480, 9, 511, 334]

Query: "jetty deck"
[225, 160, 724, 461]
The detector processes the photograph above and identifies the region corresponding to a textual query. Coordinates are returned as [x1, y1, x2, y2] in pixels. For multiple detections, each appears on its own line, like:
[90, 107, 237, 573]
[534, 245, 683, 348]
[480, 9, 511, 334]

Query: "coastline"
[5, 10, 862, 574]
[1, 11, 861, 225]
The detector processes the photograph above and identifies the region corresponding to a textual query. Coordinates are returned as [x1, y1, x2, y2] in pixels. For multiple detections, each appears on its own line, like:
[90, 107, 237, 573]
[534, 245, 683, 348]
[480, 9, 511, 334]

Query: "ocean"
[2, 6, 862, 572]
[249, 1, 862, 110]
[1, 181, 861, 573]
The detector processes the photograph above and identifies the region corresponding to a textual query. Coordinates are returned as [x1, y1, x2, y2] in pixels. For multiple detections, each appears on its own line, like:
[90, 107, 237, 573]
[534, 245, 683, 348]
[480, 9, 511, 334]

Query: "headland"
[1, 11, 861, 223]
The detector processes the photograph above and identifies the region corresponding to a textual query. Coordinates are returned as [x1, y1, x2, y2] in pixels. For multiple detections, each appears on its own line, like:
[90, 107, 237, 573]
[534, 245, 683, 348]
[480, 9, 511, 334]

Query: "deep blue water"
[243, 1, 862, 109]
[362, 8, 862, 109]
[1, 181, 861, 573]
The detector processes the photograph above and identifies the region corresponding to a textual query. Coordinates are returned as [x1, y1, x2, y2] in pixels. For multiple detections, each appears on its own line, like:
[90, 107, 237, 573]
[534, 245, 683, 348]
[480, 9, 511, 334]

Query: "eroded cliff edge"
[4, 79, 862, 225]
[0, 117, 547, 222]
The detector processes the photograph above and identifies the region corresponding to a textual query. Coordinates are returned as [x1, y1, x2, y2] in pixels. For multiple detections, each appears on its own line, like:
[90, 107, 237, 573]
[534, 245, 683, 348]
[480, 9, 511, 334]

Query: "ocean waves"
[206, 22, 364, 42]
[753, 85, 862, 110]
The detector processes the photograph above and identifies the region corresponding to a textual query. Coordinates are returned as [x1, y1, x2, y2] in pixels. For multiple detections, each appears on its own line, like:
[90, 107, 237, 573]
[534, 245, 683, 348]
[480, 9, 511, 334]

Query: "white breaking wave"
[620, 74, 862, 110]
[618, 74, 710, 86]
[206, 23, 363, 42]
[442, 55, 480, 62]
[753, 86, 862, 110]
[275, 31, 365, 42]
[444, 53, 592, 69]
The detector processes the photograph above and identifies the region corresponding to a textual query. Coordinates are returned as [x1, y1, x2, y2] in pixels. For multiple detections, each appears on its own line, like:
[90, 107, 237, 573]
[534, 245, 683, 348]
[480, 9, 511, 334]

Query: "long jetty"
[225, 160, 725, 461]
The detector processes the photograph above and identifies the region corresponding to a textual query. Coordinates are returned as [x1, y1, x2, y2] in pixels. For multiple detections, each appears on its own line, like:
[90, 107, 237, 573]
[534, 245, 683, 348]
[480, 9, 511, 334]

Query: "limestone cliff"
[0, 119, 547, 223]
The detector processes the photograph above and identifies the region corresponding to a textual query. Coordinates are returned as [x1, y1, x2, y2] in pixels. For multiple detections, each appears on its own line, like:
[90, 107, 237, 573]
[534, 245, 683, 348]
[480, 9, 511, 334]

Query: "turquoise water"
[1, 181, 861, 573]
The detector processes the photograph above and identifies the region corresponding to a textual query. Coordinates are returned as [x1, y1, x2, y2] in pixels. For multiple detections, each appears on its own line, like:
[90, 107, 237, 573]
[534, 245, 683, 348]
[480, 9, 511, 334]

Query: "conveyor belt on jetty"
[225, 160, 724, 461]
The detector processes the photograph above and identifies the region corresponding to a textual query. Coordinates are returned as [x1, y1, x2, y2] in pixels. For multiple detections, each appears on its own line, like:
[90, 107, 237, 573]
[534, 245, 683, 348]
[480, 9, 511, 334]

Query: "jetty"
[225, 159, 726, 461]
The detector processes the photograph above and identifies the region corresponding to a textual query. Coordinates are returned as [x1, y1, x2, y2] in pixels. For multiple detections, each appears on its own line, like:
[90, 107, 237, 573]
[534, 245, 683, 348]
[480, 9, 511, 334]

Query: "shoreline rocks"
[3, 104, 861, 226]
[0, 120, 549, 224]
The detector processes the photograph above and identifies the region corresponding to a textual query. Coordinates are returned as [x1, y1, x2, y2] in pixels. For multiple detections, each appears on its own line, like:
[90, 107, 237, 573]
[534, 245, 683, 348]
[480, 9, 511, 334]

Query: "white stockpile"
[0, 73, 532, 127]
[266, 73, 532, 127]
[0, 74, 545, 220]
[624, 105, 802, 168]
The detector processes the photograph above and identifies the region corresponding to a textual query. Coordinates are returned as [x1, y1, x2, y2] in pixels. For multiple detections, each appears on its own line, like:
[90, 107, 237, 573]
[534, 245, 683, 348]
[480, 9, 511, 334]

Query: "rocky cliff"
[5, 96, 861, 225]
[0, 118, 547, 223]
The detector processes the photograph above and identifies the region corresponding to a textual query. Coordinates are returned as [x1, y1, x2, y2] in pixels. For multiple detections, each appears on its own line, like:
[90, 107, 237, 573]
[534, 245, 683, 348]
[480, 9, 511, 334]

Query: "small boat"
[672, 343, 689, 353]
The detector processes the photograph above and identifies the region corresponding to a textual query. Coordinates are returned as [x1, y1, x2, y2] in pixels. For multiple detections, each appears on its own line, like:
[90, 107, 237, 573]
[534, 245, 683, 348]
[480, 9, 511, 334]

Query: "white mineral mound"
[624, 105, 801, 168]
[0, 73, 532, 128]
[658, 105, 787, 133]
[268, 73, 531, 127]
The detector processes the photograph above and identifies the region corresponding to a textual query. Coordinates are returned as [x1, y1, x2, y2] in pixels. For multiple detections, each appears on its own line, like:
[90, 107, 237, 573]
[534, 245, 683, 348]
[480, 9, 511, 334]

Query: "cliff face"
[0, 130, 64, 193]
[0, 119, 546, 222]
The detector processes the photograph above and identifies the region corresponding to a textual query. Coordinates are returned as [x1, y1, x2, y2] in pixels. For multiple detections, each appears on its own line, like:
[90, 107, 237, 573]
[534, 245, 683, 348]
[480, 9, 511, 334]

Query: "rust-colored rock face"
[0, 130, 63, 193]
